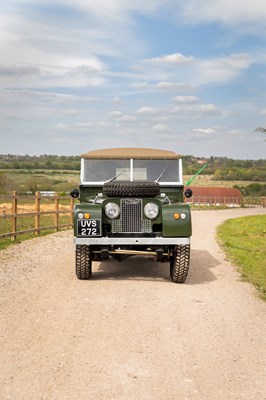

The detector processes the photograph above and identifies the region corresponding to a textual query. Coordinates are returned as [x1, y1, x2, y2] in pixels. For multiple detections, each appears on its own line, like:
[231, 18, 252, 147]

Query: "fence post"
[35, 191, 40, 235]
[11, 191, 17, 241]
[54, 193, 59, 232]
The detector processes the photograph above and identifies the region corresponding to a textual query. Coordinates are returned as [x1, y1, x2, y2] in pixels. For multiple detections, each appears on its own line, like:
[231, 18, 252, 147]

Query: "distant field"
[183, 175, 263, 188]
[0, 169, 80, 193]
[0, 169, 264, 194]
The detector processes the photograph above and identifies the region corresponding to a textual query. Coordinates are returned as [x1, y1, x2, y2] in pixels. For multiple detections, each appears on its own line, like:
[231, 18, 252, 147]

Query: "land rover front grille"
[112, 198, 152, 233]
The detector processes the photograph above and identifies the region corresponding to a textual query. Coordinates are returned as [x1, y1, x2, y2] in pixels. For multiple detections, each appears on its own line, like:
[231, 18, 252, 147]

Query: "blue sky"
[0, 0, 265, 159]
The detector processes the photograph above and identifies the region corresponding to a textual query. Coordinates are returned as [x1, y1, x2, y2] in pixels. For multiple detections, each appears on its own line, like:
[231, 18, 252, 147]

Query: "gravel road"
[1, 208, 266, 400]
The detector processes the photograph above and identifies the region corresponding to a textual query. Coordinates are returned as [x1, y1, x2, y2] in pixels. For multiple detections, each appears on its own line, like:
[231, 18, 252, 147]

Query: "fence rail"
[0, 191, 74, 241]
[186, 196, 265, 208]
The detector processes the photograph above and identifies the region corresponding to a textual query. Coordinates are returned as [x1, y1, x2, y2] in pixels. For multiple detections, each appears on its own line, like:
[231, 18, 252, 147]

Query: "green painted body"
[162, 203, 192, 237]
[73, 202, 102, 236]
[79, 185, 184, 203]
[73, 193, 191, 238]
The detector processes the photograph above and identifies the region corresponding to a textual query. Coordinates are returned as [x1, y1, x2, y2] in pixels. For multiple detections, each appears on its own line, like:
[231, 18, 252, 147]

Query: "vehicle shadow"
[91, 249, 220, 285]
[187, 250, 220, 285]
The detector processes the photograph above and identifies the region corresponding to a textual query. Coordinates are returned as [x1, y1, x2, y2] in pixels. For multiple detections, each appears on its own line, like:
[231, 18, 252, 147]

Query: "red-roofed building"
[185, 187, 242, 207]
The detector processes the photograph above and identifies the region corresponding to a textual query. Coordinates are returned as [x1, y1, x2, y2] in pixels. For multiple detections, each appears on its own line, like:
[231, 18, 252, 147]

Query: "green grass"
[217, 215, 266, 300]
[183, 174, 264, 188]
[0, 214, 72, 250]
[0, 169, 79, 193]
[0, 194, 78, 250]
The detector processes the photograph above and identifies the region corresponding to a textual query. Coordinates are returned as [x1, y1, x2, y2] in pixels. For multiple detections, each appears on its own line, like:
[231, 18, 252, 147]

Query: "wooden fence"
[0, 192, 265, 242]
[186, 196, 265, 208]
[0, 191, 75, 241]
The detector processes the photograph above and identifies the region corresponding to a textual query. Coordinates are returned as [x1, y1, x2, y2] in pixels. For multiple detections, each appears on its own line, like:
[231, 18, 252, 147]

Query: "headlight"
[144, 203, 159, 219]
[105, 202, 120, 219]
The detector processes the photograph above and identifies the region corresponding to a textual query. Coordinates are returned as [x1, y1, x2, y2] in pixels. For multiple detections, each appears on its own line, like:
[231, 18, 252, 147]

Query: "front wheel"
[76, 245, 92, 280]
[170, 244, 190, 283]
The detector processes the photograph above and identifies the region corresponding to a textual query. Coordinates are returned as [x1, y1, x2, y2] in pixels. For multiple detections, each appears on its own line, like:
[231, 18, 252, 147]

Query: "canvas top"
[81, 148, 180, 160]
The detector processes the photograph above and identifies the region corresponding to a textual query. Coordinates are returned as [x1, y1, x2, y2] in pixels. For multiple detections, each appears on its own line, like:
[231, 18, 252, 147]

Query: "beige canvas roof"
[81, 148, 180, 160]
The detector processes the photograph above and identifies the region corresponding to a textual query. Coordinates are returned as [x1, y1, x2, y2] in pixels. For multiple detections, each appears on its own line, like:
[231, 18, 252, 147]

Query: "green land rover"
[71, 148, 193, 283]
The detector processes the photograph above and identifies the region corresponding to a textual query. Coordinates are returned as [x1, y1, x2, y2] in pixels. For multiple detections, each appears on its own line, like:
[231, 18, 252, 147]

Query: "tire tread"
[103, 181, 160, 197]
[76, 245, 92, 280]
[170, 244, 190, 283]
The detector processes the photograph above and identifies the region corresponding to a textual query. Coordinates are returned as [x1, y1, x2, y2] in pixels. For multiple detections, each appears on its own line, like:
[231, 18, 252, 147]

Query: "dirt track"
[1, 209, 266, 400]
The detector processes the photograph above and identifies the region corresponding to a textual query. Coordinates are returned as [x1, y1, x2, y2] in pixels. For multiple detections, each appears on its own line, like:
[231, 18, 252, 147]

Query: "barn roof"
[186, 187, 242, 198]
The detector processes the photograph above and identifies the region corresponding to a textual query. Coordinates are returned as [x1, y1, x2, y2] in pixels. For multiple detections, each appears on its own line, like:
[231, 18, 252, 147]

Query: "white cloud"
[137, 52, 253, 88]
[195, 53, 252, 85]
[112, 97, 122, 103]
[75, 121, 109, 128]
[55, 123, 68, 130]
[152, 123, 169, 132]
[197, 104, 222, 115]
[147, 53, 194, 65]
[0, 89, 100, 104]
[156, 81, 193, 91]
[58, 0, 266, 32]
[193, 128, 216, 135]
[109, 111, 124, 118]
[131, 82, 149, 90]
[173, 96, 199, 104]
[56, 109, 80, 116]
[136, 107, 158, 115]
[65, 64, 104, 77]
[172, 103, 223, 118]
[0, 66, 107, 90]
[156, 53, 252, 87]
[0, 2, 143, 91]
[259, 109, 266, 116]
[108, 111, 136, 122]
[181, 0, 266, 26]
[131, 64, 143, 71]
[0, 65, 41, 77]
[120, 115, 136, 121]
[0, 3, 257, 95]
[228, 129, 243, 136]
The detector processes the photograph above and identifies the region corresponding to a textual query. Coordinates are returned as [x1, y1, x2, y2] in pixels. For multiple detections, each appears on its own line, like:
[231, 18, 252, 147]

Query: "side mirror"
[70, 189, 80, 199]
[184, 188, 193, 198]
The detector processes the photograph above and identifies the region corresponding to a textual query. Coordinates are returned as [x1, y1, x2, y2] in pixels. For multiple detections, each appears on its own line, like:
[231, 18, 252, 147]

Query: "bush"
[234, 183, 266, 196]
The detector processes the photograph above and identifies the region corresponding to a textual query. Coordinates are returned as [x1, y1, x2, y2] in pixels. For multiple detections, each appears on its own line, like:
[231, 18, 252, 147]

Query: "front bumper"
[74, 237, 190, 246]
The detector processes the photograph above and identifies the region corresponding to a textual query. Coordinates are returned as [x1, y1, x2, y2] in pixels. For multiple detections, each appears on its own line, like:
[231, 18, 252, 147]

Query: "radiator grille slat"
[122, 199, 141, 232]
[112, 199, 152, 233]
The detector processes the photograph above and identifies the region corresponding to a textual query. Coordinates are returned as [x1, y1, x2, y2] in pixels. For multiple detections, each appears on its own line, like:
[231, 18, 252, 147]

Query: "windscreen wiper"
[155, 164, 169, 182]
[104, 169, 127, 183]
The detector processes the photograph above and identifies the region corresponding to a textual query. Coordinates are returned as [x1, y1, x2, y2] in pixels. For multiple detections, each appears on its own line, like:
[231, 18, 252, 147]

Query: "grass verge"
[0, 215, 72, 250]
[217, 215, 266, 300]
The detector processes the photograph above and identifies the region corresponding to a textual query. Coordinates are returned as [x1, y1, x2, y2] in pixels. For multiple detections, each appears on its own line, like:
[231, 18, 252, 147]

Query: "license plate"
[77, 219, 101, 236]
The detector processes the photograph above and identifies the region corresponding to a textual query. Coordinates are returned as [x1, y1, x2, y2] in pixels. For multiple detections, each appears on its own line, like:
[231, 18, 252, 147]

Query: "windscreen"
[82, 158, 180, 183]
[83, 159, 130, 182]
[133, 159, 180, 182]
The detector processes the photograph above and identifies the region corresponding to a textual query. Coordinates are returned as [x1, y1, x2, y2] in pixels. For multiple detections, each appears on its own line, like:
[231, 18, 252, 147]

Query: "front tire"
[103, 181, 160, 197]
[170, 244, 190, 283]
[76, 245, 92, 280]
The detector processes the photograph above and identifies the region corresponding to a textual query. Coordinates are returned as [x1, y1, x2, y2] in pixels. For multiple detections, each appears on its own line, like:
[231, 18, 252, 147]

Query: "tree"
[254, 127, 266, 140]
